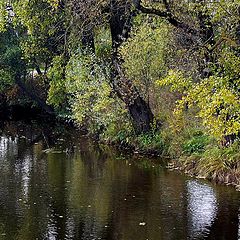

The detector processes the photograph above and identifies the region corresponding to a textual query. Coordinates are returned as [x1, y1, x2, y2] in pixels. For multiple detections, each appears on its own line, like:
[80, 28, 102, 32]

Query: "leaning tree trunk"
[111, 56, 154, 134]
[128, 95, 154, 134]
[109, 0, 154, 134]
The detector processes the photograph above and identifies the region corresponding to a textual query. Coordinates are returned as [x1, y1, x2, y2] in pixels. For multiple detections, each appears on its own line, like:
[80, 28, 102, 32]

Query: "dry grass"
[176, 142, 240, 188]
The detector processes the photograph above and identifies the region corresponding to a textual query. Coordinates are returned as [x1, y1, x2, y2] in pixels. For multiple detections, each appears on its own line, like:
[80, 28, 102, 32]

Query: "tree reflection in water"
[0, 122, 239, 240]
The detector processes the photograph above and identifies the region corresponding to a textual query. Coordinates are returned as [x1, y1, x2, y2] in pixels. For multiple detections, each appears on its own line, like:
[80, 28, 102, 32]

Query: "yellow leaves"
[156, 70, 192, 92]
[13, 0, 59, 37]
[191, 80, 239, 140]
[0, 2, 7, 32]
[47, 0, 59, 9]
[157, 67, 240, 141]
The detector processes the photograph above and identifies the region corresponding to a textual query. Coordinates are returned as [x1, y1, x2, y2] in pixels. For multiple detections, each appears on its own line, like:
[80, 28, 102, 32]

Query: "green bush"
[182, 134, 210, 155]
[137, 131, 165, 152]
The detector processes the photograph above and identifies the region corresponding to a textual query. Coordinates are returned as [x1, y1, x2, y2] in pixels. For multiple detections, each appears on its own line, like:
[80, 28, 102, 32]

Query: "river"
[0, 121, 239, 240]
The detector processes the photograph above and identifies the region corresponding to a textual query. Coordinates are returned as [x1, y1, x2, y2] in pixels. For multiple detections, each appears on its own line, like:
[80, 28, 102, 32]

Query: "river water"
[0, 121, 239, 240]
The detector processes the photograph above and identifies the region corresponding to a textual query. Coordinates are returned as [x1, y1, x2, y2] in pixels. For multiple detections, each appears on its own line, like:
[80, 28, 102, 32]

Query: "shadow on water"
[0, 121, 239, 240]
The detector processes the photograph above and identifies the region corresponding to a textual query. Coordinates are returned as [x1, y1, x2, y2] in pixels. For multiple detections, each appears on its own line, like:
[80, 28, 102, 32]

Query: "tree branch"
[162, 0, 171, 13]
[135, 0, 198, 35]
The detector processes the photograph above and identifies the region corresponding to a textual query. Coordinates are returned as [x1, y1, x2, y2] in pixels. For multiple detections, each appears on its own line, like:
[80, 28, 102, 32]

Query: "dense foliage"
[0, 0, 240, 179]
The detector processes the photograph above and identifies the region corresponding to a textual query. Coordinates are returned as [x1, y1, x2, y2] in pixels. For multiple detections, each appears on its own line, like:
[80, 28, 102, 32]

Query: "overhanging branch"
[134, 0, 198, 35]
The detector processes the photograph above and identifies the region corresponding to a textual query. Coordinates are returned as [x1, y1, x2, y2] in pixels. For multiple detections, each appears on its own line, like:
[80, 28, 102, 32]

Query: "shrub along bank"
[0, 1, 239, 188]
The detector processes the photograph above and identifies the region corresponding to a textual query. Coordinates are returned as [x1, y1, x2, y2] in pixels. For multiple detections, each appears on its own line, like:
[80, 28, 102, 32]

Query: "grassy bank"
[173, 140, 240, 189]
[100, 125, 240, 190]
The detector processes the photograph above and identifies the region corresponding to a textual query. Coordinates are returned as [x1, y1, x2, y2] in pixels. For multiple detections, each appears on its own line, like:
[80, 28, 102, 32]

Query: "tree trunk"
[109, 0, 154, 134]
[128, 95, 154, 134]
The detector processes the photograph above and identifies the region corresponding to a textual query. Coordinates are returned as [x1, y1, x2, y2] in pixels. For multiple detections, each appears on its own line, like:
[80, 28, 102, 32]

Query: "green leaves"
[0, 69, 14, 91]
[0, 28, 23, 92]
[60, 50, 132, 135]
[47, 55, 67, 109]
[120, 18, 169, 99]
[183, 135, 210, 155]
[0, 1, 7, 32]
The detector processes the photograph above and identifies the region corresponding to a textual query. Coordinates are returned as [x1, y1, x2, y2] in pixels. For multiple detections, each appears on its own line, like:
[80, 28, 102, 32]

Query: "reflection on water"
[0, 121, 239, 240]
[187, 180, 217, 239]
[238, 209, 240, 240]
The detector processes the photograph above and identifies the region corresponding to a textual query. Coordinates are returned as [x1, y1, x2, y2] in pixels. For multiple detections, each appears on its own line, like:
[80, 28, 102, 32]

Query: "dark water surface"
[0, 121, 239, 240]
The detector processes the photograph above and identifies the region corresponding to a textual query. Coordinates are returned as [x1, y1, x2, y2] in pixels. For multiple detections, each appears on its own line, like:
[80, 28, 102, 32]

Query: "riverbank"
[1, 120, 239, 240]
[171, 143, 240, 190]
[103, 130, 240, 191]
[1, 113, 239, 191]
